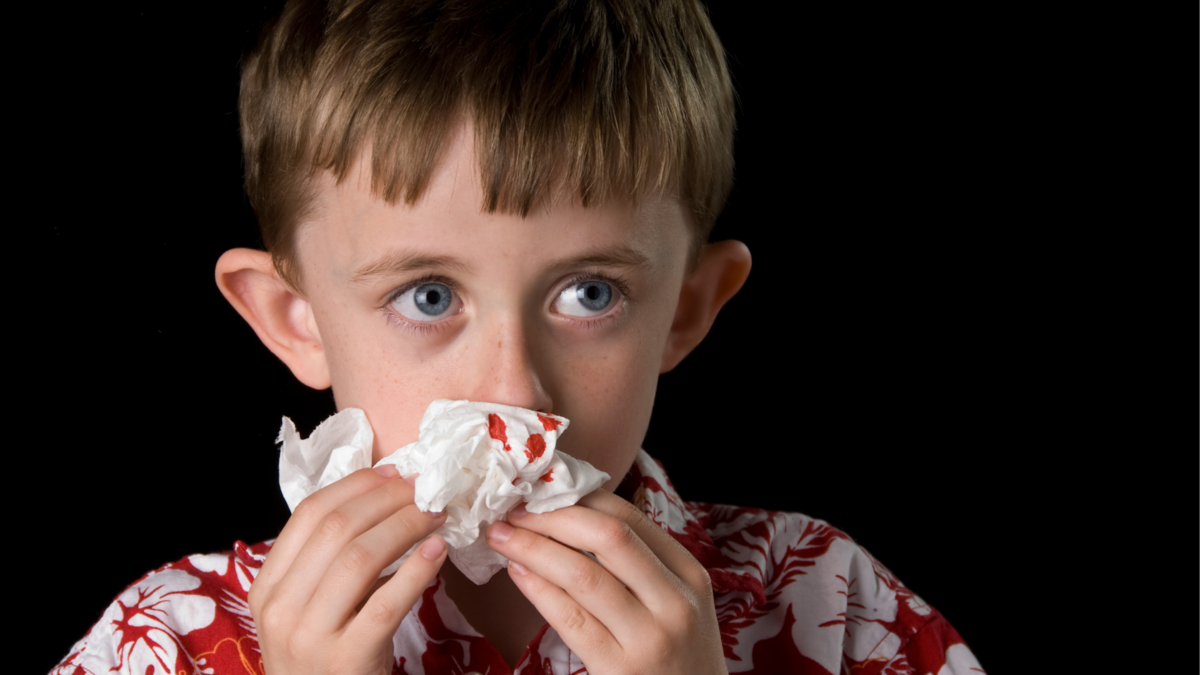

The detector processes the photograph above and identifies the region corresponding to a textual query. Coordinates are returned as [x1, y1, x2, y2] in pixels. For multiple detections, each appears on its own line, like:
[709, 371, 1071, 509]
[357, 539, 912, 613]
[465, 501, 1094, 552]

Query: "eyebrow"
[349, 251, 472, 283]
[349, 244, 651, 284]
[550, 246, 653, 274]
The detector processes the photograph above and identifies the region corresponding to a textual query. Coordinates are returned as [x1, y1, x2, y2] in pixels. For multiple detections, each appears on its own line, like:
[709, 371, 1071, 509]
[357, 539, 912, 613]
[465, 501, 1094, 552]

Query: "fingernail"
[427, 510, 444, 519]
[402, 474, 417, 486]
[488, 520, 513, 543]
[374, 464, 399, 478]
[420, 536, 446, 560]
[509, 561, 529, 576]
[510, 504, 528, 519]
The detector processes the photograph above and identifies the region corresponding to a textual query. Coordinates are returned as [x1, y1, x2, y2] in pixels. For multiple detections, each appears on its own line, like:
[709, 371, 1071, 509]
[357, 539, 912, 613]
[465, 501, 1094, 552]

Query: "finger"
[255, 467, 400, 596]
[487, 520, 651, 636]
[506, 501, 689, 616]
[270, 471, 431, 613]
[505, 559, 621, 670]
[346, 535, 448, 650]
[307, 502, 446, 632]
[579, 490, 711, 592]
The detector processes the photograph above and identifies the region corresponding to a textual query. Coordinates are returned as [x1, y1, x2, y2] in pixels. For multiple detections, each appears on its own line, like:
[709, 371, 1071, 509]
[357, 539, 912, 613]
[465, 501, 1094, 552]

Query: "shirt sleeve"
[51, 545, 268, 675]
[692, 501, 986, 674]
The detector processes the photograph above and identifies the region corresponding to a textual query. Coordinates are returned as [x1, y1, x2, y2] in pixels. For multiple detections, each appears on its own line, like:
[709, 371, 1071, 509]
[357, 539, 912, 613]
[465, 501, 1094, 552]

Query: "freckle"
[497, 340, 502, 348]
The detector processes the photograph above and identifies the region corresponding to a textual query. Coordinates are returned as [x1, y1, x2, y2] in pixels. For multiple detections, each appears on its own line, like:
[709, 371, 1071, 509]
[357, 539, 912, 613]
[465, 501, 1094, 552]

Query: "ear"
[214, 248, 332, 389]
[660, 240, 752, 373]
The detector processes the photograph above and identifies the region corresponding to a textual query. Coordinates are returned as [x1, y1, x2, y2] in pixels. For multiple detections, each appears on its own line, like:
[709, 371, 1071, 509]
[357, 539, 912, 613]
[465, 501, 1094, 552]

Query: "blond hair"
[240, 0, 735, 287]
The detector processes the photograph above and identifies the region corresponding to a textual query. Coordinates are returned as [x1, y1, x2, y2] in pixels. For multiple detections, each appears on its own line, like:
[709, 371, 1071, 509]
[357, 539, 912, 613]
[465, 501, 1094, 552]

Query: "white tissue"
[278, 408, 375, 510]
[277, 400, 610, 584]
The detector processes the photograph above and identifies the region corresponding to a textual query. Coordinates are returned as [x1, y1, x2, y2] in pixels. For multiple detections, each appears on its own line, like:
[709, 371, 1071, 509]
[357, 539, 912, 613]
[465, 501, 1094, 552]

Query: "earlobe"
[660, 240, 752, 373]
[214, 248, 332, 389]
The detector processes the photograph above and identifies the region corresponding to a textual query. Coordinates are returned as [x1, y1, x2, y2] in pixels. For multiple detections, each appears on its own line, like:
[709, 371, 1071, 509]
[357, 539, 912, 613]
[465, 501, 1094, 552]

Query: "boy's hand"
[487, 491, 729, 675]
[248, 465, 448, 675]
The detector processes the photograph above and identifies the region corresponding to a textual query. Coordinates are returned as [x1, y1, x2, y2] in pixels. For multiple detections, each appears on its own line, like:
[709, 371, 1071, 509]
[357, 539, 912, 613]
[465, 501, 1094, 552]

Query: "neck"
[439, 560, 548, 668]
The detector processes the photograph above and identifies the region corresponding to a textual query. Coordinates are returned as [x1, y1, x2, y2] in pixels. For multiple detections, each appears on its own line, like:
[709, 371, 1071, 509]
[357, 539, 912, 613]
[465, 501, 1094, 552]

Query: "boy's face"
[293, 127, 692, 486]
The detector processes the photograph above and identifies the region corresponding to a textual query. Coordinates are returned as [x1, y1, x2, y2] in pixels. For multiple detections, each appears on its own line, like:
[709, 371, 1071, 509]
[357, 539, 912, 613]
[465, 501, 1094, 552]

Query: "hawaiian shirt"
[52, 451, 984, 674]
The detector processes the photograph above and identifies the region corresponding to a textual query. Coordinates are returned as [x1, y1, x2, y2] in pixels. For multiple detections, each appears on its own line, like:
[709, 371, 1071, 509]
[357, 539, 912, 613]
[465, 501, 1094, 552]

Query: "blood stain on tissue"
[525, 433, 547, 462]
[539, 470, 554, 483]
[488, 413, 512, 452]
[537, 414, 561, 431]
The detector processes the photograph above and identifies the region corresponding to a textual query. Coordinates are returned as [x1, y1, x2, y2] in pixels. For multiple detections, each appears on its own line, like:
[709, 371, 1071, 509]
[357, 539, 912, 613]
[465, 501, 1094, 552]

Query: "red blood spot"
[537, 414, 561, 431]
[539, 470, 554, 483]
[488, 414, 511, 452]
[512, 476, 521, 486]
[525, 433, 547, 462]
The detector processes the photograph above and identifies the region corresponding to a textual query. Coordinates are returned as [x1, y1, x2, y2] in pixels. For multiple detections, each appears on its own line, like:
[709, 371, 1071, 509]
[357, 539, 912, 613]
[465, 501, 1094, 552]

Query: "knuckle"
[596, 519, 637, 549]
[366, 594, 400, 623]
[569, 561, 605, 594]
[559, 604, 590, 632]
[387, 507, 426, 543]
[247, 584, 264, 615]
[507, 528, 537, 556]
[290, 498, 322, 526]
[382, 476, 414, 500]
[688, 564, 713, 594]
[661, 592, 694, 627]
[644, 627, 671, 654]
[613, 498, 644, 525]
[610, 498, 654, 536]
[283, 630, 308, 660]
[318, 509, 352, 542]
[257, 603, 289, 638]
[402, 504, 433, 530]
[340, 540, 375, 574]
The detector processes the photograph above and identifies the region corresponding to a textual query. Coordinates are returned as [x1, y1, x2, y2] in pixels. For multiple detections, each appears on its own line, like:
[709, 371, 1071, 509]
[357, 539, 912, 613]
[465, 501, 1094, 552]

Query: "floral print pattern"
[53, 452, 982, 675]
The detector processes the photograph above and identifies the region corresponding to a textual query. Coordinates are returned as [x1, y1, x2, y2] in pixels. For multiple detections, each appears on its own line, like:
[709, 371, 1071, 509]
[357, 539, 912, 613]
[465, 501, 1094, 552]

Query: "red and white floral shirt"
[53, 451, 984, 675]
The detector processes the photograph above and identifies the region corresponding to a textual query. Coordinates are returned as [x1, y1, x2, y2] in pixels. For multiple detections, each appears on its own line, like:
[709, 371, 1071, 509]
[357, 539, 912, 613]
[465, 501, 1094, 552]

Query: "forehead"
[295, 127, 691, 284]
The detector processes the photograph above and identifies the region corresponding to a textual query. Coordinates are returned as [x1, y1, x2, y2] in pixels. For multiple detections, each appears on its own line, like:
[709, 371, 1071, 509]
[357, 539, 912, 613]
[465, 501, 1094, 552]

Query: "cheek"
[318, 306, 457, 461]
[549, 324, 667, 486]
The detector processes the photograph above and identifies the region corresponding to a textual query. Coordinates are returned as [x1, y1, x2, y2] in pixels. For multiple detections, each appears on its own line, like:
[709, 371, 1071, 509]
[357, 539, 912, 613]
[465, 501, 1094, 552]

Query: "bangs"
[240, 0, 734, 285]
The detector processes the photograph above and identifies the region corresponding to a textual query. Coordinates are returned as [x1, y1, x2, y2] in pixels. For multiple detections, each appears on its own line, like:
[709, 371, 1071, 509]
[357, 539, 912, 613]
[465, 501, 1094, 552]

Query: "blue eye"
[391, 282, 460, 322]
[555, 280, 616, 317]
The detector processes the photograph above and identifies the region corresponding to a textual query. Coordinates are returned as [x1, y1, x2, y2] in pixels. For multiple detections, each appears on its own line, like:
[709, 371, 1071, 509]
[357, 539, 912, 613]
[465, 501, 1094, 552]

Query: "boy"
[54, 0, 983, 673]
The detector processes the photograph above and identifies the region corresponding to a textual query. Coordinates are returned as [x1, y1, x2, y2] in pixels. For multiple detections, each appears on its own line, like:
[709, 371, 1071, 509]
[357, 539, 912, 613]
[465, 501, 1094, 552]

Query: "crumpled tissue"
[277, 400, 610, 584]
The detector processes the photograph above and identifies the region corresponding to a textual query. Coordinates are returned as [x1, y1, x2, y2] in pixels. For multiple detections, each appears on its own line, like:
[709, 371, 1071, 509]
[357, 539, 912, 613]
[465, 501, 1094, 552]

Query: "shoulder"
[52, 541, 272, 675]
[686, 502, 985, 675]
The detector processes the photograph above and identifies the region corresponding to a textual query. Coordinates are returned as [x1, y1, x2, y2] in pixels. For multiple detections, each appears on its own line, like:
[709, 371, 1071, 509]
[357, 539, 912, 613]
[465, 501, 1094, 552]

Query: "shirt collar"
[618, 450, 767, 607]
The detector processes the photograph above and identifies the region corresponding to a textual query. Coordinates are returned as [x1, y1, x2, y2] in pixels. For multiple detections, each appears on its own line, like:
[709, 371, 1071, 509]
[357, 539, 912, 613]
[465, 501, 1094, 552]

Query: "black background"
[20, 2, 1165, 673]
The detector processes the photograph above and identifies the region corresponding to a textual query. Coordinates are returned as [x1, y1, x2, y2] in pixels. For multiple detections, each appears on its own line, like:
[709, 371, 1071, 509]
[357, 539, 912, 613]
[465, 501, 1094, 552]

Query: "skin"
[216, 124, 751, 673]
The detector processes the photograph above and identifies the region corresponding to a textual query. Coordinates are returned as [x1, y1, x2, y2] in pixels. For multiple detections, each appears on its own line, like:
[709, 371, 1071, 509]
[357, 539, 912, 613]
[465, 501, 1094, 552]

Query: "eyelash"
[382, 274, 461, 335]
[380, 271, 633, 334]
[552, 271, 632, 330]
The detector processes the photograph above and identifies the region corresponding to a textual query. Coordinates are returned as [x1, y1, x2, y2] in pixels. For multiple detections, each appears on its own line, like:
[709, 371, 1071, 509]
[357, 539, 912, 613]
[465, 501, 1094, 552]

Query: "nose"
[468, 317, 554, 414]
